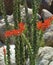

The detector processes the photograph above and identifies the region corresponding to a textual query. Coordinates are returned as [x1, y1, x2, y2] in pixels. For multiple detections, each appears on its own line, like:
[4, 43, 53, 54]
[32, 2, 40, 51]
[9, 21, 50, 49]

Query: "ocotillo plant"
[13, 0, 26, 65]
[13, 0, 21, 65]
[31, 0, 40, 60]
[23, 0, 32, 62]
[1, 0, 11, 65]
[0, 0, 41, 65]
[22, 0, 41, 65]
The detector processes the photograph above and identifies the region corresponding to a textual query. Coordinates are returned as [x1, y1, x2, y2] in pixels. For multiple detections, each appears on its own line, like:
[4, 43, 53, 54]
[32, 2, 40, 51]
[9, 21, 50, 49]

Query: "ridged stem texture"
[13, 0, 20, 65]
[13, 0, 25, 65]
[1, 0, 11, 65]
[31, 0, 41, 65]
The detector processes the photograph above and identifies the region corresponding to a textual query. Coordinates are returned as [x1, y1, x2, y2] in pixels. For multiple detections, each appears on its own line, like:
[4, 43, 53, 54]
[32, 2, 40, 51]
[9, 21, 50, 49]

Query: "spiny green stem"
[4, 54, 7, 65]
[24, 0, 31, 42]
[13, 0, 25, 65]
[31, 0, 41, 65]
[1, 1, 11, 65]
[15, 0, 25, 65]
[14, 36, 20, 65]
[5, 38, 11, 65]
[23, 0, 32, 62]
[22, 33, 33, 65]
[16, 1, 25, 65]
[13, 0, 20, 65]
[22, 33, 32, 52]
[20, 35, 26, 65]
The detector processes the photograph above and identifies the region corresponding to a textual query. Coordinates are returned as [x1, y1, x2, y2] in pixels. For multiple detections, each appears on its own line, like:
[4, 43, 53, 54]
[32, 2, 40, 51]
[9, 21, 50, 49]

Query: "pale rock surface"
[0, 45, 15, 65]
[49, 61, 53, 65]
[0, 47, 5, 65]
[41, 9, 53, 19]
[37, 47, 53, 65]
[43, 24, 53, 46]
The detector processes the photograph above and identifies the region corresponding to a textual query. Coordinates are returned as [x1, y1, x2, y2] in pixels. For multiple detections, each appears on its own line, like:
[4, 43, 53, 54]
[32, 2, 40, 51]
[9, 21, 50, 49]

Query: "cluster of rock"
[37, 0, 53, 47]
[43, 24, 53, 47]
[37, 1, 53, 65]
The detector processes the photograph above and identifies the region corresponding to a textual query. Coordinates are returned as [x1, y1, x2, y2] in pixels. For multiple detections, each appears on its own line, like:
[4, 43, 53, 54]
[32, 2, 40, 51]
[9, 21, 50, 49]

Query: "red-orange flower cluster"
[3, 47, 6, 55]
[4, 22, 25, 38]
[37, 16, 53, 31]
[18, 22, 25, 32]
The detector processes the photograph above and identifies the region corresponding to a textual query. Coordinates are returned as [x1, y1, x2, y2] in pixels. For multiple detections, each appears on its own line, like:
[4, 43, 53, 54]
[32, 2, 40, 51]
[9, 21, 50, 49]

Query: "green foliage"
[0, 0, 44, 65]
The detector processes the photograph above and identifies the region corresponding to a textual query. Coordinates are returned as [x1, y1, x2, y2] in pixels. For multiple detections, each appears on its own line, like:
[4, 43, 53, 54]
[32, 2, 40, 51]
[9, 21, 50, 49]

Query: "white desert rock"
[41, 9, 53, 19]
[37, 47, 53, 65]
